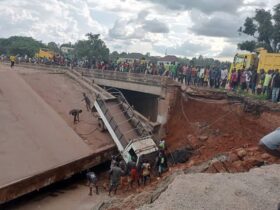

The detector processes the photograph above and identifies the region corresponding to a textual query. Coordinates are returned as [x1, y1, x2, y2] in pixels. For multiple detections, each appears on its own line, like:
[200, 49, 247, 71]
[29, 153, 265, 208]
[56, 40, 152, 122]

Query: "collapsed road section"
[0, 64, 161, 204]
[0, 67, 117, 204]
[0, 69, 87, 202]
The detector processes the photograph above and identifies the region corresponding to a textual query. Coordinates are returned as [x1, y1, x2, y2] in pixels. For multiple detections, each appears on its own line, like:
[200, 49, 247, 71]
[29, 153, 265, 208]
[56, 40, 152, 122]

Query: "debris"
[236, 148, 247, 159]
[231, 161, 247, 172]
[171, 148, 193, 164]
[261, 153, 271, 160]
[211, 161, 227, 173]
[198, 135, 208, 141]
[228, 153, 240, 162]
[223, 133, 230, 137]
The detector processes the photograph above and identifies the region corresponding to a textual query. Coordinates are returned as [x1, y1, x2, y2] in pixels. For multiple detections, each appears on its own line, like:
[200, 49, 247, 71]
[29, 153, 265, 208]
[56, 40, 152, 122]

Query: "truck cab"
[122, 136, 158, 166]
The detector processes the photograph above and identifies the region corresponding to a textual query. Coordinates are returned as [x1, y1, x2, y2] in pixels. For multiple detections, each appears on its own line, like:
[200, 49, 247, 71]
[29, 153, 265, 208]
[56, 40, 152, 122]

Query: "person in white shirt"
[220, 68, 228, 88]
[198, 68, 205, 86]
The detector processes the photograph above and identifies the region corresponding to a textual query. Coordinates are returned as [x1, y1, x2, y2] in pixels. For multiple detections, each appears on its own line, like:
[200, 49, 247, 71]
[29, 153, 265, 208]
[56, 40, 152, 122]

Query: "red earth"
[165, 92, 280, 165]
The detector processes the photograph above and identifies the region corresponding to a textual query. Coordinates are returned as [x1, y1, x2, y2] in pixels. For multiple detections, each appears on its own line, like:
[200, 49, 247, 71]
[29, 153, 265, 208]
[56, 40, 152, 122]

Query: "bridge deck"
[0, 66, 115, 203]
[20, 70, 114, 150]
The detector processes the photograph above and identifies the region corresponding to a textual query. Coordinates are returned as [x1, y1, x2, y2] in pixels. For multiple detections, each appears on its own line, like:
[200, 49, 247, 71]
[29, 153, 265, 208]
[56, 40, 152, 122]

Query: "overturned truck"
[94, 90, 159, 165]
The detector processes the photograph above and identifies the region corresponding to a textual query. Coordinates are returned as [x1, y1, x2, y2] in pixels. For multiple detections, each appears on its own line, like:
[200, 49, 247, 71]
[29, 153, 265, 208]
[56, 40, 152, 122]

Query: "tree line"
[0, 33, 110, 62]
[0, 34, 230, 68]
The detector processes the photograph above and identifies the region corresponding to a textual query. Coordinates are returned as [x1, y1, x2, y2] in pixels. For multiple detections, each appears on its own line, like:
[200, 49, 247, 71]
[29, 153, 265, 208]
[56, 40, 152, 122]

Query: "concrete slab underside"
[0, 69, 95, 203]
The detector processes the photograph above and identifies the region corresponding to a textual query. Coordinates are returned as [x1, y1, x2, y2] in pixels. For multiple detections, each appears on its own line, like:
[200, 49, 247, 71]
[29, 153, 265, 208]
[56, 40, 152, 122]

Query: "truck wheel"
[98, 118, 106, 132]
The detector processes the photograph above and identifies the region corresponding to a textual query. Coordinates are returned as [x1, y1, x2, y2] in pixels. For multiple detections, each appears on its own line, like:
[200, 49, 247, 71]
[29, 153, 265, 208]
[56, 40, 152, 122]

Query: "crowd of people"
[170, 65, 280, 103]
[1, 54, 72, 66]
[103, 60, 280, 104]
[106, 147, 168, 196]
[95, 60, 172, 75]
[86, 145, 168, 197]
[96, 60, 280, 103]
[3, 54, 280, 103]
[228, 68, 280, 103]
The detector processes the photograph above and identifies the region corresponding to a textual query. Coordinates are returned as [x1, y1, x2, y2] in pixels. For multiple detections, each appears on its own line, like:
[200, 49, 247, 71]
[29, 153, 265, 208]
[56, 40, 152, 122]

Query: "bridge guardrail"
[1, 62, 171, 87]
[76, 68, 170, 87]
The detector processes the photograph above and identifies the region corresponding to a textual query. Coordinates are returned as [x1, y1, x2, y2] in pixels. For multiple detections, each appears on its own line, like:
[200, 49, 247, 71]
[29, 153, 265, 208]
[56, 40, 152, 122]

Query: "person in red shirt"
[128, 166, 140, 189]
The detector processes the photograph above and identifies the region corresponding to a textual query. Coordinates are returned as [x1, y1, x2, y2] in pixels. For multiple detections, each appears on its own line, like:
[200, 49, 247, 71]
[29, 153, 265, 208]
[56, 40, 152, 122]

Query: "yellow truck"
[230, 48, 280, 73]
[35, 48, 55, 60]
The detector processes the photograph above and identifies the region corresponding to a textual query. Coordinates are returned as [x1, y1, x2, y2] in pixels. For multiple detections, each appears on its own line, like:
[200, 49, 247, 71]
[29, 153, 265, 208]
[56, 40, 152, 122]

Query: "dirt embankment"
[165, 89, 280, 172]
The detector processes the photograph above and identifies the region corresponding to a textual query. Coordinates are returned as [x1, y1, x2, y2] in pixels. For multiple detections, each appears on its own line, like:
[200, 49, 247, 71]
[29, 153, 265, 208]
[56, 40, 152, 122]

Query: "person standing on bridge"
[82, 93, 91, 111]
[10, 55, 16, 68]
[271, 69, 280, 103]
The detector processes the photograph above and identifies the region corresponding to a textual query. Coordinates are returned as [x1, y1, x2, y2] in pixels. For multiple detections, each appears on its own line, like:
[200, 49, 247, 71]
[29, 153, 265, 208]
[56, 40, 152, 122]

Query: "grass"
[228, 89, 268, 101]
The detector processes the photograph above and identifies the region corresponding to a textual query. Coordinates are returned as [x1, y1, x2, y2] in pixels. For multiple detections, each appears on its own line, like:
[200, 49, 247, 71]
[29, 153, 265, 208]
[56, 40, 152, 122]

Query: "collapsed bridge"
[0, 64, 166, 203]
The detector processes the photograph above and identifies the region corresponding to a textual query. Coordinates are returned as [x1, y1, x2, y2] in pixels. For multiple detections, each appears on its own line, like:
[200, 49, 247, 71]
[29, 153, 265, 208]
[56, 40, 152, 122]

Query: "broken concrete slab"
[0, 69, 96, 203]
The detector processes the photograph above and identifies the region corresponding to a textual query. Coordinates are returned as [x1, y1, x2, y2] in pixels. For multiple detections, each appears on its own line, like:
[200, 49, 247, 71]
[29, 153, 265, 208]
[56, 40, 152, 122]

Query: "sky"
[0, 0, 279, 61]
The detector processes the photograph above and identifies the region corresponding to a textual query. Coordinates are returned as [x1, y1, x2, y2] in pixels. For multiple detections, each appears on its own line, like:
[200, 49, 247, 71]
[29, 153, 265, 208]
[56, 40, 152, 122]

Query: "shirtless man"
[82, 93, 91, 111]
[69, 109, 82, 124]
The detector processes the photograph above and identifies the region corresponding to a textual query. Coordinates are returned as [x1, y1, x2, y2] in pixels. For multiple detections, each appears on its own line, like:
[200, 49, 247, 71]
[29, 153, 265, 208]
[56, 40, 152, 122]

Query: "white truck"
[94, 92, 158, 166]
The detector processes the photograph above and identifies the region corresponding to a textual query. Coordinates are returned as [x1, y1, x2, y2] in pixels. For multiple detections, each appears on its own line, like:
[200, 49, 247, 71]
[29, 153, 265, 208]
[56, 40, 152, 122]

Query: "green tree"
[240, 17, 257, 36]
[61, 42, 74, 48]
[47, 42, 60, 53]
[0, 36, 45, 56]
[238, 40, 257, 52]
[273, 4, 280, 51]
[110, 51, 120, 61]
[238, 3, 280, 52]
[74, 33, 110, 63]
[188, 56, 228, 68]
[177, 57, 190, 65]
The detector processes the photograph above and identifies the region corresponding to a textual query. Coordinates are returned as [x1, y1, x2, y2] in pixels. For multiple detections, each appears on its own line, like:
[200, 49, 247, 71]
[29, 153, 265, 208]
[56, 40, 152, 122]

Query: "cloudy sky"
[0, 0, 279, 60]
